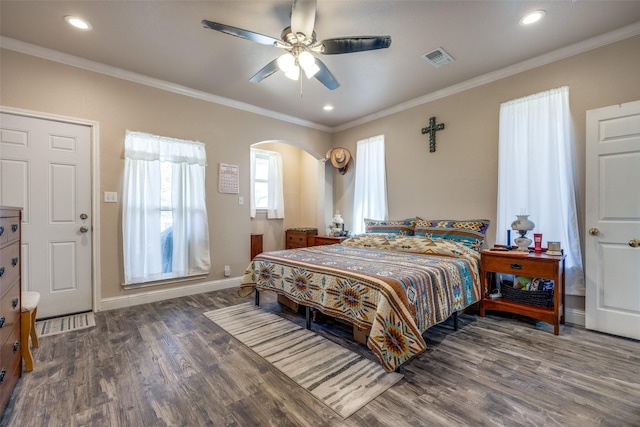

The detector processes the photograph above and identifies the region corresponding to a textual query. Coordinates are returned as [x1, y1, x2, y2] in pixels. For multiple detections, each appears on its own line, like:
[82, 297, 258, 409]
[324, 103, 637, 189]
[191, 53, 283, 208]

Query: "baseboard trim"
[565, 308, 585, 327]
[99, 277, 241, 311]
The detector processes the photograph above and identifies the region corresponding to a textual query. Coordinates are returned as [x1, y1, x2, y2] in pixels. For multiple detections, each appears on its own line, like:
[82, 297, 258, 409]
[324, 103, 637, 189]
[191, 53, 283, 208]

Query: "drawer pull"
[0, 226, 4, 236]
[0, 316, 4, 328]
[13, 341, 19, 353]
[0, 267, 4, 277]
[12, 298, 19, 309]
[11, 224, 18, 233]
[510, 263, 523, 270]
[11, 257, 18, 267]
[0, 368, 5, 382]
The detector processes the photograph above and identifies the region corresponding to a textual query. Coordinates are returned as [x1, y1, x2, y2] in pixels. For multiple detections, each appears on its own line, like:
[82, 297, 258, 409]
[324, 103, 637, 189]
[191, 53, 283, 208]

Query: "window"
[253, 150, 270, 210]
[122, 131, 210, 286]
[497, 86, 584, 295]
[250, 148, 284, 219]
[352, 135, 387, 235]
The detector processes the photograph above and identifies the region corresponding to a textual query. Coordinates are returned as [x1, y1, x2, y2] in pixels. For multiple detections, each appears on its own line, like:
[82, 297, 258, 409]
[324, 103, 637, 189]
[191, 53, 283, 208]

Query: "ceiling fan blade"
[249, 58, 280, 83]
[313, 58, 339, 90]
[291, 0, 316, 38]
[319, 36, 392, 54]
[202, 20, 280, 46]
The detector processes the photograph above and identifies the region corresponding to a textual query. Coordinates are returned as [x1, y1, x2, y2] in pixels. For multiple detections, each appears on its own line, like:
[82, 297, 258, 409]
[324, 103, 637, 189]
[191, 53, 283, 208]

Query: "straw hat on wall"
[327, 148, 351, 175]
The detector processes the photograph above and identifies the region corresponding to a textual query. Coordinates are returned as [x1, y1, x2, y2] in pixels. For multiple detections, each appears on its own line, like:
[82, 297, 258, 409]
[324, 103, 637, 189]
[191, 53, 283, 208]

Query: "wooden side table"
[479, 249, 566, 335]
[314, 236, 348, 246]
[250, 234, 263, 260]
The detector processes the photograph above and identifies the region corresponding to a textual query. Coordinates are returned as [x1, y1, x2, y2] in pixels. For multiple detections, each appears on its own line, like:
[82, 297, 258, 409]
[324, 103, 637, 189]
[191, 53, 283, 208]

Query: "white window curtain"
[123, 130, 210, 285]
[352, 135, 388, 235]
[250, 148, 285, 219]
[497, 86, 585, 295]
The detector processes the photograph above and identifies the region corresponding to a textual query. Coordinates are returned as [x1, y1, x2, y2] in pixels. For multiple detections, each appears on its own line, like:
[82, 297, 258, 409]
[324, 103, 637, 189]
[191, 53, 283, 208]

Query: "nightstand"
[314, 236, 348, 246]
[479, 249, 566, 335]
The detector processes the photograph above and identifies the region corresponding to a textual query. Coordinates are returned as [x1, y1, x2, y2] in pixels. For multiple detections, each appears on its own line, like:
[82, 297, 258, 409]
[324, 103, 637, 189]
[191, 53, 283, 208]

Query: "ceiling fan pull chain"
[298, 67, 302, 98]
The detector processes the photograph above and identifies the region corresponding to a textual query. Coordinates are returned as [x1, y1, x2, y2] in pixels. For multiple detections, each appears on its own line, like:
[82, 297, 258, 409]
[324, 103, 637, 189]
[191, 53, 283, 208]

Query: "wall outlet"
[224, 265, 231, 277]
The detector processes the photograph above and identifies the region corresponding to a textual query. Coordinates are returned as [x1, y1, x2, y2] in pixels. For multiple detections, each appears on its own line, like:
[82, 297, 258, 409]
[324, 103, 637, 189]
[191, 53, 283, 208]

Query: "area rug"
[35, 311, 96, 337]
[204, 302, 403, 418]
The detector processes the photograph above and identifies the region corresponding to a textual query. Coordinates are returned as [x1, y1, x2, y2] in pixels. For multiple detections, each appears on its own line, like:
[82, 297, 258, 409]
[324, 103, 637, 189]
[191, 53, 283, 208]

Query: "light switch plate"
[104, 191, 118, 203]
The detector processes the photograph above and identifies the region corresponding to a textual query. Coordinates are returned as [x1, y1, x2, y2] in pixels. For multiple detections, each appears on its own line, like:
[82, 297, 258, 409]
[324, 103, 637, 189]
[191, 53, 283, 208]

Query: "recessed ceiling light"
[323, 105, 334, 111]
[520, 10, 545, 26]
[64, 15, 92, 31]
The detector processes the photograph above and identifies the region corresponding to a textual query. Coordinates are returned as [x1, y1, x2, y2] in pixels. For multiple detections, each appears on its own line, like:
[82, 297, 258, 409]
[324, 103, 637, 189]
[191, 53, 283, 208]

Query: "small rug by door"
[203, 302, 403, 418]
[35, 311, 96, 337]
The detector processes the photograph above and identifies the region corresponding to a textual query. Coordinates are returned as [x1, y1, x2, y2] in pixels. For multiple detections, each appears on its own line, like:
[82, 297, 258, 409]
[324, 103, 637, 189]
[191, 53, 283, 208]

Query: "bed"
[240, 218, 489, 372]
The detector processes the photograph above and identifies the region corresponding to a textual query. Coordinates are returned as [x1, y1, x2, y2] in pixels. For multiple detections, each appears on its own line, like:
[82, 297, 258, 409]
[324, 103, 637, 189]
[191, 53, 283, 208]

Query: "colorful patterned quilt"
[239, 235, 481, 372]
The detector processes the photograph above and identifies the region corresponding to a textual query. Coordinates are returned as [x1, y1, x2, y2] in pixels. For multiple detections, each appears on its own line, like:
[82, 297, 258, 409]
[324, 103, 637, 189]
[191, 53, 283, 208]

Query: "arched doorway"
[250, 140, 333, 251]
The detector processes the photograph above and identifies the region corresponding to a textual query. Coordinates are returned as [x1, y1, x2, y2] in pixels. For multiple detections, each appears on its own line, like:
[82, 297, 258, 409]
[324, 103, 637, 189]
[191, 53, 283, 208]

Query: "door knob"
[630, 239, 640, 248]
[80, 226, 89, 233]
[589, 227, 600, 236]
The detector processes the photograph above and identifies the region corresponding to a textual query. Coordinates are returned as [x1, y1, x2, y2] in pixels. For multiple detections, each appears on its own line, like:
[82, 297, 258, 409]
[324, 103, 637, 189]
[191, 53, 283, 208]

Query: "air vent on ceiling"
[422, 47, 455, 68]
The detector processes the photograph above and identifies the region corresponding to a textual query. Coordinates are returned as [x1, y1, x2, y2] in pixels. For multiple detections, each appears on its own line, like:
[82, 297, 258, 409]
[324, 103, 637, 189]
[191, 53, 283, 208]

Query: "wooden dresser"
[285, 228, 317, 249]
[0, 207, 22, 414]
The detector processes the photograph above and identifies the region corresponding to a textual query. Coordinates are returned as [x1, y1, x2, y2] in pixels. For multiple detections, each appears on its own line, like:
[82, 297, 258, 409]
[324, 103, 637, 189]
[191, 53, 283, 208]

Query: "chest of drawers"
[0, 207, 22, 415]
[285, 228, 317, 249]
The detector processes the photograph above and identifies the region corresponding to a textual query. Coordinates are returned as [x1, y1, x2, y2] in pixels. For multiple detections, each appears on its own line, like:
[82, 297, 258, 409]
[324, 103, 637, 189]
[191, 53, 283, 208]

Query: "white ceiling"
[2, 1, 640, 130]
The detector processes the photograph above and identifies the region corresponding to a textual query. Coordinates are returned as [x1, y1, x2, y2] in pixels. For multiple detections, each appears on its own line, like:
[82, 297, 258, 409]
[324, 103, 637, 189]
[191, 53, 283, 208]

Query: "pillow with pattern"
[342, 234, 433, 251]
[413, 219, 490, 251]
[341, 235, 480, 263]
[363, 218, 417, 235]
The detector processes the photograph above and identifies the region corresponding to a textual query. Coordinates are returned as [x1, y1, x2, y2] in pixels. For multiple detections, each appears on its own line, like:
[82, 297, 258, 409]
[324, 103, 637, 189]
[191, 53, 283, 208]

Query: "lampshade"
[277, 53, 296, 72]
[303, 62, 320, 79]
[298, 51, 314, 69]
[332, 212, 344, 225]
[511, 214, 535, 232]
[284, 66, 300, 80]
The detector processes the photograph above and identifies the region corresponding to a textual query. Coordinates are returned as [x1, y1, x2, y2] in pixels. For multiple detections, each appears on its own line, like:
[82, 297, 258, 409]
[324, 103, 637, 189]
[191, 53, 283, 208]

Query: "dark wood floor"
[2, 288, 639, 427]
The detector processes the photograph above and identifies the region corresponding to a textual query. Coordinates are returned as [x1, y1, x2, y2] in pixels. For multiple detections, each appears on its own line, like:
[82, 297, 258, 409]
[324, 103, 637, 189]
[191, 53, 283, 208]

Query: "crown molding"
[0, 36, 333, 133]
[333, 21, 640, 132]
[2, 19, 640, 134]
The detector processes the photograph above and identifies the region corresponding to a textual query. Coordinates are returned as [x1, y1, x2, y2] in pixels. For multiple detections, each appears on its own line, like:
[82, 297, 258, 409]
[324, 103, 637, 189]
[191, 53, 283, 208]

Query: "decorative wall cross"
[421, 116, 445, 152]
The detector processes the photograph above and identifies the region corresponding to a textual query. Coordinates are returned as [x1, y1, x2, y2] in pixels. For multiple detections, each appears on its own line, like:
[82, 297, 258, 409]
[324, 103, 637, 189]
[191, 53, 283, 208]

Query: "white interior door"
[585, 100, 640, 340]
[0, 112, 92, 318]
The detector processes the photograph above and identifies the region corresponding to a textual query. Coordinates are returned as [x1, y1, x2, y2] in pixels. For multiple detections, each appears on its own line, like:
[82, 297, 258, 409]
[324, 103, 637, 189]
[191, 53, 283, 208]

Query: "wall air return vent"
[422, 47, 455, 68]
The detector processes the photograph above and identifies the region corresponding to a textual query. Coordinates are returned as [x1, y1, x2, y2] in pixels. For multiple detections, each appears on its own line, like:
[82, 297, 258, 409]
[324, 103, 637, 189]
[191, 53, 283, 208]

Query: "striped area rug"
[35, 312, 96, 337]
[204, 302, 403, 418]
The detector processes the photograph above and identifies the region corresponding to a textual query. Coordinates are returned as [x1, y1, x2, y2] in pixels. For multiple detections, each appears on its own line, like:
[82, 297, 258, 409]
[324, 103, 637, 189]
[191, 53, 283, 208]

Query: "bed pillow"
[413, 219, 490, 251]
[340, 234, 481, 262]
[363, 218, 417, 235]
[342, 234, 432, 251]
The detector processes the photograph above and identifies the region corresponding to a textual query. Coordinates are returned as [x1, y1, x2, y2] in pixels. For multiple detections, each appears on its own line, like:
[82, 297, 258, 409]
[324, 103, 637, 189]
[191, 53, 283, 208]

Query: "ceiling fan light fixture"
[303, 62, 320, 79]
[298, 51, 315, 68]
[277, 53, 296, 72]
[284, 66, 300, 80]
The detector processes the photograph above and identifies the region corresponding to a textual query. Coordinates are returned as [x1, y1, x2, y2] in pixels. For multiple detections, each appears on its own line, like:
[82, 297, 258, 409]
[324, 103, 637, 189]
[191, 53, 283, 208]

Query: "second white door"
[0, 112, 92, 318]
[585, 100, 640, 340]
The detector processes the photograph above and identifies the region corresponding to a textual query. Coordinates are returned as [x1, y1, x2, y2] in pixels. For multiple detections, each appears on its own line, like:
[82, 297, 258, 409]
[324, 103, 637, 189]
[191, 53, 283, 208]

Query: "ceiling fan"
[202, 0, 391, 90]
